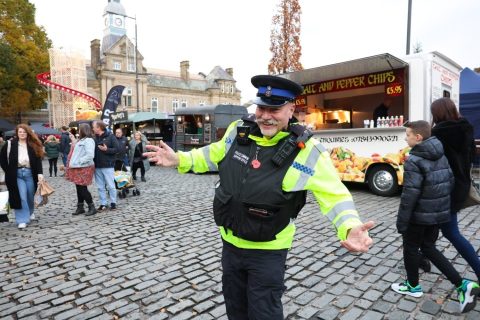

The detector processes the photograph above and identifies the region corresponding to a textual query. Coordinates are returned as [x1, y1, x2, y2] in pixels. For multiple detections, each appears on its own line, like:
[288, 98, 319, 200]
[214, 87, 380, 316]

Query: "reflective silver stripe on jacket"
[326, 200, 356, 222]
[202, 146, 217, 171]
[224, 122, 241, 155]
[333, 213, 359, 229]
[312, 140, 327, 153]
[292, 145, 322, 191]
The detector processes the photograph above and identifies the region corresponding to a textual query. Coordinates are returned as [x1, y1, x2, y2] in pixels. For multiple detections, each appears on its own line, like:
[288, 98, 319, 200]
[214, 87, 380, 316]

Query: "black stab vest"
[213, 131, 307, 242]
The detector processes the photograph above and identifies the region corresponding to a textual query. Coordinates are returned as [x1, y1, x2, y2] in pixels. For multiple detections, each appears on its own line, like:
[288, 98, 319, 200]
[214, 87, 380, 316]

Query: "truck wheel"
[367, 165, 399, 196]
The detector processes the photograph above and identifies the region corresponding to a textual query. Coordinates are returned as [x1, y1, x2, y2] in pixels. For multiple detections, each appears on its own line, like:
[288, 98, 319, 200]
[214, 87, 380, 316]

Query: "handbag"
[462, 182, 480, 209]
[0, 190, 10, 222]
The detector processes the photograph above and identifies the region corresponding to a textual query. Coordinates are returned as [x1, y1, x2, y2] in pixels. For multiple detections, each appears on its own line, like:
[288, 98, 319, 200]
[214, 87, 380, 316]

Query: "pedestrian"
[144, 74, 374, 319]
[0, 136, 6, 151]
[129, 131, 150, 182]
[65, 123, 97, 216]
[44, 135, 60, 177]
[391, 120, 479, 313]
[92, 121, 119, 211]
[114, 128, 129, 171]
[0, 124, 45, 229]
[59, 126, 71, 169]
[373, 98, 392, 127]
[430, 97, 480, 284]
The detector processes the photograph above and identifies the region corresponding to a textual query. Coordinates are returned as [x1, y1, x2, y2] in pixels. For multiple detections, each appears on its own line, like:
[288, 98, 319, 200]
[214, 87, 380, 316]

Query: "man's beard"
[257, 119, 281, 138]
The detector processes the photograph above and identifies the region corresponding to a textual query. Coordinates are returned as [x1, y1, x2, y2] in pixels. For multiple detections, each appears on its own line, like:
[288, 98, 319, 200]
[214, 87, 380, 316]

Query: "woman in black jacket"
[431, 97, 480, 283]
[0, 124, 45, 229]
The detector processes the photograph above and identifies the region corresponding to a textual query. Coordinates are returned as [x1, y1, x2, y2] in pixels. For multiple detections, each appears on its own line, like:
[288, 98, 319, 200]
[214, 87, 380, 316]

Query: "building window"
[230, 84, 234, 94]
[113, 61, 121, 71]
[221, 83, 225, 93]
[181, 100, 187, 108]
[127, 62, 135, 72]
[199, 101, 206, 106]
[172, 99, 179, 113]
[151, 97, 158, 112]
[123, 87, 132, 107]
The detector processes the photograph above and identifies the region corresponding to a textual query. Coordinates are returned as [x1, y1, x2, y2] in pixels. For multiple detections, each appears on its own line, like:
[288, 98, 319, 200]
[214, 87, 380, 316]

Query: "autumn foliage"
[0, 0, 51, 120]
[268, 0, 303, 75]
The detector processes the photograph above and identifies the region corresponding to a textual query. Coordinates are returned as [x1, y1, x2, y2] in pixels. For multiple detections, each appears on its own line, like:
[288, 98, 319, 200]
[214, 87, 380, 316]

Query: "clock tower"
[102, 0, 127, 54]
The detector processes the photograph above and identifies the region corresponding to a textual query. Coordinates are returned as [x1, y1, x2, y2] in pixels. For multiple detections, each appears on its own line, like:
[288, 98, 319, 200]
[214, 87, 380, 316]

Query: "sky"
[30, 0, 480, 104]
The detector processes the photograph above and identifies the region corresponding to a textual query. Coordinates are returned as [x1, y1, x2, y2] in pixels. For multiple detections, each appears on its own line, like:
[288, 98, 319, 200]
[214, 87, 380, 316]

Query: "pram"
[114, 161, 140, 198]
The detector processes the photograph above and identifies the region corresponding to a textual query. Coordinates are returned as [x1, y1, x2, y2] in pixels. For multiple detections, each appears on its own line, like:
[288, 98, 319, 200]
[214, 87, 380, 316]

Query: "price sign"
[386, 83, 403, 97]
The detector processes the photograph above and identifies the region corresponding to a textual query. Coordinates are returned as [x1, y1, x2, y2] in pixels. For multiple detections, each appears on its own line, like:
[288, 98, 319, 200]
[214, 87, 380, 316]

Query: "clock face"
[115, 17, 123, 27]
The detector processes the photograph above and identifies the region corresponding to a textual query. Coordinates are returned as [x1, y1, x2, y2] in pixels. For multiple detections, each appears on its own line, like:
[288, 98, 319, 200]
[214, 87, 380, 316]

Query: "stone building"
[87, 0, 241, 114]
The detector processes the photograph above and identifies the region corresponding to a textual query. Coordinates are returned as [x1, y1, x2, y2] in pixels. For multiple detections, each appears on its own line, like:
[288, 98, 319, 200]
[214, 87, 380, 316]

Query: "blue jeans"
[15, 168, 35, 225]
[440, 212, 480, 280]
[62, 152, 68, 167]
[95, 167, 116, 206]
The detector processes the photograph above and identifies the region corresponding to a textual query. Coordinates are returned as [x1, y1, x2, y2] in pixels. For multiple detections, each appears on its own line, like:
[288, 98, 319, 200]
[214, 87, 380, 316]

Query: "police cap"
[251, 75, 303, 108]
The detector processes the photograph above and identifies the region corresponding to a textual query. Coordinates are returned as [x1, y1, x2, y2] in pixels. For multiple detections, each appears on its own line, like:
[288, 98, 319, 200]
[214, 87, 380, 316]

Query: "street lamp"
[106, 11, 140, 112]
[406, 0, 412, 55]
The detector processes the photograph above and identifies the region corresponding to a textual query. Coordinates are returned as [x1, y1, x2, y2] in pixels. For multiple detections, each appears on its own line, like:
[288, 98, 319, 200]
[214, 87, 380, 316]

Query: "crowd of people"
[0, 74, 479, 316]
[0, 121, 151, 224]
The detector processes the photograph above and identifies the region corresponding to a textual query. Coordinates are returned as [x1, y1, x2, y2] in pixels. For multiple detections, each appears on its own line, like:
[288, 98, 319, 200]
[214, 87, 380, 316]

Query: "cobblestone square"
[1, 162, 479, 319]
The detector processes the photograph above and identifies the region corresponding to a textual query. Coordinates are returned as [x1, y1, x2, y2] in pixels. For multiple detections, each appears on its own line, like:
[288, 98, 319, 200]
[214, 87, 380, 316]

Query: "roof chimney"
[180, 60, 190, 81]
[90, 39, 101, 73]
[226, 68, 233, 77]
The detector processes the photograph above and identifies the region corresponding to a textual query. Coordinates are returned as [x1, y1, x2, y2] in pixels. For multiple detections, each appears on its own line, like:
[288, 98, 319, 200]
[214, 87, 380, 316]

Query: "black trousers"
[48, 158, 58, 176]
[403, 224, 462, 287]
[76, 185, 93, 205]
[132, 161, 145, 178]
[221, 241, 288, 320]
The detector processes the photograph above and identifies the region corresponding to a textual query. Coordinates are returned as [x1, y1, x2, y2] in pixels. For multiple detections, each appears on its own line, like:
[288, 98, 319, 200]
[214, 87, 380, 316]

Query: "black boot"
[141, 176, 146, 182]
[49, 168, 52, 177]
[85, 203, 97, 216]
[73, 204, 85, 215]
[133, 175, 137, 180]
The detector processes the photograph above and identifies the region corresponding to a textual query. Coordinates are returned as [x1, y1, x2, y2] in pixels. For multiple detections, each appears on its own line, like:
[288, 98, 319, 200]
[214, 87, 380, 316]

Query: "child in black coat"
[391, 121, 479, 313]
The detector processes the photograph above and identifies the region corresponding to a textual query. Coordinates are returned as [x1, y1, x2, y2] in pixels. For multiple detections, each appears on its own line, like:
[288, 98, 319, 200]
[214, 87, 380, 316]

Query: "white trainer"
[18, 223, 27, 229]
[30, 214, 36, 220]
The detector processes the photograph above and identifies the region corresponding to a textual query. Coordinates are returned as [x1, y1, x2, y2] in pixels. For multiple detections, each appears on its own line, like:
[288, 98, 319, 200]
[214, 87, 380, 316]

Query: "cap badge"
[265, 86, 272, 97]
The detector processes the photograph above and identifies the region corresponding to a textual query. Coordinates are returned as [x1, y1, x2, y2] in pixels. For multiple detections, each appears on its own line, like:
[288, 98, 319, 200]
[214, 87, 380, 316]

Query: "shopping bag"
[0, 190, 9, 222]
[34, 180, 54, 208]
[39, 180, 55, 196]
[462, 183, 480, 209]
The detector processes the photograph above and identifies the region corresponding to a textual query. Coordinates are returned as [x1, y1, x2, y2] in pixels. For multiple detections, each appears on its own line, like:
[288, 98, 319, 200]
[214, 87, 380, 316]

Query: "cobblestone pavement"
[1, 162, 480, 320]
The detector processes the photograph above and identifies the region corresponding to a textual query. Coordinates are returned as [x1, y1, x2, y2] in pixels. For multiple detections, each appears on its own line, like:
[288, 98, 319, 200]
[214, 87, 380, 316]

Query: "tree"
[0, 0, 51, 120]
[268, 0, 303, 75]
[413, 41, 423, 53]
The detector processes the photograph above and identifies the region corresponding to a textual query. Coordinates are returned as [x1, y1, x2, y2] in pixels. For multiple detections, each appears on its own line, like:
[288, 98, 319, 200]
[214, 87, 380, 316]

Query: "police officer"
[144, 75, 374, 319]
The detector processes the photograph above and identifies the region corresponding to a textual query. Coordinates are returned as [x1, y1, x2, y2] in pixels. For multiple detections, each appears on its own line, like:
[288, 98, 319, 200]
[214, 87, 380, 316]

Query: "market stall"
[174, 104, 247, 152]
[112, 112, 174, 147]
[283, 52, 462, 196]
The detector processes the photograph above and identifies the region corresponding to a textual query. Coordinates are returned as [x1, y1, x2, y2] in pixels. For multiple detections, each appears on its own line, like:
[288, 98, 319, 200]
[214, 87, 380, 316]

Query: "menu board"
[203, 124, 211, 143]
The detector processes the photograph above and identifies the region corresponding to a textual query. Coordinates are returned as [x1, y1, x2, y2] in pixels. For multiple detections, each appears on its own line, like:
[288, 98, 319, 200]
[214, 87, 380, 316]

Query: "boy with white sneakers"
[391, 121, 479, 313]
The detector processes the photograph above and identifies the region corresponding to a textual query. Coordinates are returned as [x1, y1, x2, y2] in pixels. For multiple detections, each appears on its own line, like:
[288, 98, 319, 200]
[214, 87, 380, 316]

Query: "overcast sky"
[30, 0, 480, 104]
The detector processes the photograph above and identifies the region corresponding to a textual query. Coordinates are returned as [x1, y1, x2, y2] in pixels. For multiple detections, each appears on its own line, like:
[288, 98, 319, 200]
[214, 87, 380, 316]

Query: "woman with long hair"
[44, 135, 60, 177]
[431, 97, 480, 284]
[129, 131, 150, 182]
[0, 124, 45, 229]
[65, 123, 97, 216]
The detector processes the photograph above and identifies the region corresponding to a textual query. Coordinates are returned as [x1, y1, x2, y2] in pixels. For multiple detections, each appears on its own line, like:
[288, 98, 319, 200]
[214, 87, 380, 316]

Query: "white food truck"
[282, 51, 462, 196]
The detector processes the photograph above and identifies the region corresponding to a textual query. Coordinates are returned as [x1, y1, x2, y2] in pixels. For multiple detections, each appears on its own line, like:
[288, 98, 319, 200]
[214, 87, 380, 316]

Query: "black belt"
[18, 166, 29, 169]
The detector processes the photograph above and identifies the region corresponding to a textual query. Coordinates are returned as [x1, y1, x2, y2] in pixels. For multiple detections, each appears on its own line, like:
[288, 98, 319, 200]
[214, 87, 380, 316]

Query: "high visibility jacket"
[177, 120, 363, 250]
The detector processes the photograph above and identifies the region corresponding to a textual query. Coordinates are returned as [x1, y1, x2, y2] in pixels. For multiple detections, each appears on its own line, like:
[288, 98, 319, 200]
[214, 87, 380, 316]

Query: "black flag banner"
[101, 85, 125, 127]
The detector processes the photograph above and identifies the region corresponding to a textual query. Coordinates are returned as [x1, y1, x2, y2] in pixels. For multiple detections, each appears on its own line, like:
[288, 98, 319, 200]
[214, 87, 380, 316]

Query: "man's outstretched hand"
[340, 221, 375, 253]
[144, 141, 179, 167]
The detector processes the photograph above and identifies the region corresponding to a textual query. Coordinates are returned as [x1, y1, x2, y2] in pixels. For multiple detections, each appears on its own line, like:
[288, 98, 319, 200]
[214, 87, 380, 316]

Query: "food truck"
[282, 51, 462, 196]
[174, 104, 247, 152]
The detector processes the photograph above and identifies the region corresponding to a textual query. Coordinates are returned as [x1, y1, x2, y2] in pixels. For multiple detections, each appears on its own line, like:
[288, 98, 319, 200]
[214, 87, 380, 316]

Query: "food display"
[76, 110, 101, 121]
[329, 146, 410, 184]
